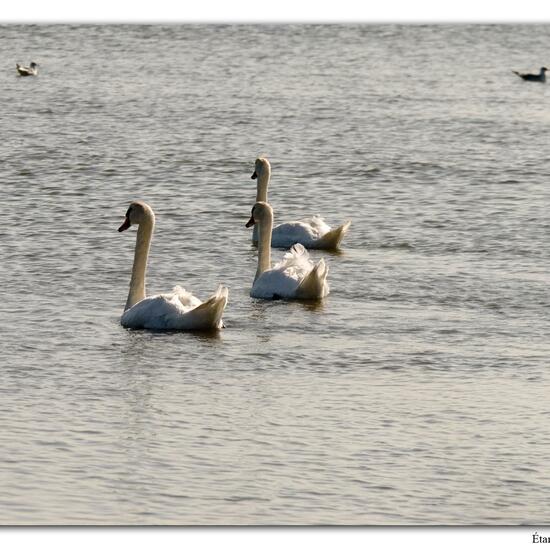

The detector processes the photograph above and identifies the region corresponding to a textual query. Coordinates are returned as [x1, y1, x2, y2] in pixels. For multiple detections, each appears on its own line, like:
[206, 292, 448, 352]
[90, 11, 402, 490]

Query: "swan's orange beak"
[245, 215, 256, 228]
[118, 216, 131, 232]
[251, 171, 257, 180]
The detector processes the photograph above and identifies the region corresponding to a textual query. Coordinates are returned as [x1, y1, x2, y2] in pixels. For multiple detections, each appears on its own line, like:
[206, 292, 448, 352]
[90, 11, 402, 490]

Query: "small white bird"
[16, 62, 38, 76]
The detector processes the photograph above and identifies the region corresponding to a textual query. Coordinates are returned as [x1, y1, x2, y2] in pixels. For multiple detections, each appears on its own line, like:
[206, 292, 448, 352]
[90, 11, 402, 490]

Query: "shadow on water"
[296, 299, 327, 312]
[318, 248, 345, 258]
[248, 241, 347, 257]
[118, 326, 223, 358]
[248, 293, 327, 312]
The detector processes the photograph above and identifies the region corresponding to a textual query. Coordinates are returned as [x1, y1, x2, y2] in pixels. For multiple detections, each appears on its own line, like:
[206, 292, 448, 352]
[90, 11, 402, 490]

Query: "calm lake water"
[1, 24, 550, 525]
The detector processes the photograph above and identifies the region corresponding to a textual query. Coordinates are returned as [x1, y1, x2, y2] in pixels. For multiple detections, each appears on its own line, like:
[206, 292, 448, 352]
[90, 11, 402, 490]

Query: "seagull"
[16, 62, 38, 76]
[512, 67, 547, 82]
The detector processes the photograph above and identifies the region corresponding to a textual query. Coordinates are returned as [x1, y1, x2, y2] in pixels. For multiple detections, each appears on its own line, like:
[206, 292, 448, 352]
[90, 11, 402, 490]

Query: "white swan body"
[250, 157, 351, 249]
[120, 284, 228, 330]
[246, 201, 329, 300]
[252, 215, 351, 249]
[118, 201, 228, 330]
[251, 243, 329, 300]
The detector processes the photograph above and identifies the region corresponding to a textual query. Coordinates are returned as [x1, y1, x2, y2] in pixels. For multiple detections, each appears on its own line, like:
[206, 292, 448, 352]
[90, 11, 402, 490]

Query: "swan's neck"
[125, 216, 154, 311]
[256, 165, 271, 202]
[255, 211, 273, 282]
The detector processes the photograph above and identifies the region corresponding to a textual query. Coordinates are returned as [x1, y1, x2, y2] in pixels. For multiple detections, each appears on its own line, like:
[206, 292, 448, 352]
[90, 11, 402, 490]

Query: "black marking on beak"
[118, 216, 131, 232]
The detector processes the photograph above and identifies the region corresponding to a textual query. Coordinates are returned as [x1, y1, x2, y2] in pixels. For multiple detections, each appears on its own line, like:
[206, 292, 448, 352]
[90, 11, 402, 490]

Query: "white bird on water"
[512, 67, 547, 82]
[246, 201, 329, 301]
[118, 200, 228, 330]
[249, 157, 351, 250]
[16, 62, 38, 76]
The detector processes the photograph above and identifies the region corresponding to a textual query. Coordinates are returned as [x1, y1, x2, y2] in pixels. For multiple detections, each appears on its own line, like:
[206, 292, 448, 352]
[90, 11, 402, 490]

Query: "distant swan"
[246, 201, 329, 300]
[512, 67, 547, 82]
[118, 201, 228, 330]
[249, 157, 351, 250]
[16, 62, 38, 76]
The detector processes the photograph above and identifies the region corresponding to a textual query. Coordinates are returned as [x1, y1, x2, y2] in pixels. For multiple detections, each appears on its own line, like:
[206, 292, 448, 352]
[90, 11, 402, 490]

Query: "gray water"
[1, 24, 550, 525]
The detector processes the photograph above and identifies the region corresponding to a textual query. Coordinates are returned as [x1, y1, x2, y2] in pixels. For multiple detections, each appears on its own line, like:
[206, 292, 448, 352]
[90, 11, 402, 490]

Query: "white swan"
[118, 201, 228, 330]
[246, 201, 329, 300]
[250, 157, 351, 249]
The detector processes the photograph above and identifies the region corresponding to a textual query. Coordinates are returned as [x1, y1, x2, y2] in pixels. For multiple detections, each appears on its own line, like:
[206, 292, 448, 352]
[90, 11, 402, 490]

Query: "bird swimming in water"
[16, 62, 38, 76]
[512, 67, 547, 82]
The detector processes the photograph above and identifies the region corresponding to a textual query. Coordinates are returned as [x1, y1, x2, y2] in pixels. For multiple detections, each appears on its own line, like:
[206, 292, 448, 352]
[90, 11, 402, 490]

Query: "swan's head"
[118, 201, 155, 232]
[245, 201, 273, 227]
[30, 62, 38, 68]
[542, 67, 549, 72]
[251, 157, 271, 180]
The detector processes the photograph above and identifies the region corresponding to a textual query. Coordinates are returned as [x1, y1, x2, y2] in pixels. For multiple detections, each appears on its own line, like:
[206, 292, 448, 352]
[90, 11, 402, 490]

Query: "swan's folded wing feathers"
[121, 294, 185, 329]
[187, 285, 229, 329]
[121, 285, 228, 330]
[312, 220, 351, 249]
[252, 244, 314, 299]
[307, 216, 332, 237]
[277, 243, 315, 279]
[295, 258, 330, 300]
[171, 285, 202, 310]
[270, 217, 336, 248]
[251, 268, 301, 299]
[271, 221, 317, 247]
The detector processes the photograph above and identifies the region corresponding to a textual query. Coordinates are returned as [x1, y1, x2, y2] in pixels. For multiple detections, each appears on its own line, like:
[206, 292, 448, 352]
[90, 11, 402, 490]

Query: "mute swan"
[16, 62, 38, 76]
[118, 201, 228, 330]
[246, 201, 329, 300]
[250, 157, 351, 249]
[512, 67, 547, 82]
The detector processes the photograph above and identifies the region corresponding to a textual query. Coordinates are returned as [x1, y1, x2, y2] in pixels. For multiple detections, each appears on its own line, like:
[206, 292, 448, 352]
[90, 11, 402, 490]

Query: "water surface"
[1, 24, 550, 524]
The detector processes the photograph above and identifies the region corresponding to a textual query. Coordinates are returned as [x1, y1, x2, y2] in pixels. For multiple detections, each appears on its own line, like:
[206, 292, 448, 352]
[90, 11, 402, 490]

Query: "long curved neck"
[125, 216, 154, 311]
[255, 211, 273, 282]
[256, 164, 271, 202]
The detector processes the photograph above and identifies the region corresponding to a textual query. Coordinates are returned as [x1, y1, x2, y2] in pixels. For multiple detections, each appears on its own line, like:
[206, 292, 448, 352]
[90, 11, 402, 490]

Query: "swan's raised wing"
[276, 243, 316, 278]
[184, 285, 228, 329]
[295, 257, 329, 299]
[311, 220, 351, 250]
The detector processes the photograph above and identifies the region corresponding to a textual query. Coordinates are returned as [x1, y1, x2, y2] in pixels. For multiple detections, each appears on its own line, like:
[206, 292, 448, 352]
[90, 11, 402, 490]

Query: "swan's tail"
[313, 221, 351, 250]
[295, 258, 329, 300]
[191, 285, 229, 329]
